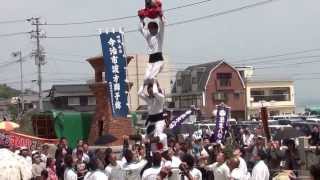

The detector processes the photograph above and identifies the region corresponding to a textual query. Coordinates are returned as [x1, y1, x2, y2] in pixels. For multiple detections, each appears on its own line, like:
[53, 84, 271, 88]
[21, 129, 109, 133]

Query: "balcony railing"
[251, 94, 290, 102]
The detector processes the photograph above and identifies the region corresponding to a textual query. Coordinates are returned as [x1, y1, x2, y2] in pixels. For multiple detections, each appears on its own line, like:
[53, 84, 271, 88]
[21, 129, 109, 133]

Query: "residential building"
[48, 84, 96, 112]
[171, 60, 246, 120]
[246, 79, 295, 118]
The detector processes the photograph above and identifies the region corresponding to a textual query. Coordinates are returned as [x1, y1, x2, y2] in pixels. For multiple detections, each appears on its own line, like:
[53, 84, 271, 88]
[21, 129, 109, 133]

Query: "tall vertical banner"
[100, 31, 128, 118]
[213, 104, 230, 143]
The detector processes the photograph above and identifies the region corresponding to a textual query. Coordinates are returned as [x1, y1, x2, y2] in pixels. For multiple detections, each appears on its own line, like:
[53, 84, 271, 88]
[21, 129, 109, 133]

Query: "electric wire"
[46, 0, 280, 39]
[43, 0, 213, 26]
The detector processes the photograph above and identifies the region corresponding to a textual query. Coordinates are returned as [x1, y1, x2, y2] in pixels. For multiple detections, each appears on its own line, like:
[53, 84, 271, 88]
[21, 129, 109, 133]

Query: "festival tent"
[52, 110, 93, 148]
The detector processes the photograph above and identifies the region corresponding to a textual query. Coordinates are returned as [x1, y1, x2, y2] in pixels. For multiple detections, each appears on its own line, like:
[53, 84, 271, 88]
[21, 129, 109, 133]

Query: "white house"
[246, 79, 295, 118]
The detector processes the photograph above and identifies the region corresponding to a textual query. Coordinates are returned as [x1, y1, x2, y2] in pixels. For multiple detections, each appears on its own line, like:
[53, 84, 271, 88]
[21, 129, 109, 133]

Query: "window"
[176, 79, 182, 86]
[271, 88, 290, 101]
[213, 92, 228, 101]
[234, 92, 240, 99]
[251, 90, 264, 96]
[192, 77, 197, 84]
[68, 97, 80, 106]
[251, 90, 265, 102]
[217, 73, 232, 87]
[88, 97, 96, 105]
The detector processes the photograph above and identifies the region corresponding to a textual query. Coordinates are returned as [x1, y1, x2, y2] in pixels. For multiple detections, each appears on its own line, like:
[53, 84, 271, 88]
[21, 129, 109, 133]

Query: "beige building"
[127, 54, 173, 111]
[246, 79, 295, 118]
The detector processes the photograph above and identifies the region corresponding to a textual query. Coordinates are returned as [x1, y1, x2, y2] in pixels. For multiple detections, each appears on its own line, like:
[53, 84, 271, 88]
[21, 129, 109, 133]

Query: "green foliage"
[0, 84, 20, 98]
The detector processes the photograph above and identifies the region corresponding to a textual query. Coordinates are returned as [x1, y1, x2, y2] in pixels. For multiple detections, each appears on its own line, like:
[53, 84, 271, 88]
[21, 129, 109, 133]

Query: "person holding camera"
[179, 153, 202, 180]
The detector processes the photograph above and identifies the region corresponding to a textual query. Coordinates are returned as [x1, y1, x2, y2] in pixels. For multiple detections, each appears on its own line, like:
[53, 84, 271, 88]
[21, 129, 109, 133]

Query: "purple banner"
[169, 109, 193, 130]
[213, 104, 230, 143]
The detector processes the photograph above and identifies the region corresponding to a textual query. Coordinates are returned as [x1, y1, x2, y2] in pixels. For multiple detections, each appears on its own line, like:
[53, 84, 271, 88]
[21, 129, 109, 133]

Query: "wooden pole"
[261, 107, 271, 142]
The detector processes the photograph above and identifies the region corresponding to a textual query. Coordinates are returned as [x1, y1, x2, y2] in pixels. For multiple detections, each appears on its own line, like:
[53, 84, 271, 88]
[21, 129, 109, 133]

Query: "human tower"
[137, 0, 168, 153]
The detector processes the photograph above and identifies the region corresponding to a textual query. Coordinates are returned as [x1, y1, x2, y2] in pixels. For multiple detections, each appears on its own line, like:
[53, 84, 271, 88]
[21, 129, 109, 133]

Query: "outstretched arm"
[158, 16, 165, 39]
[139, 18, 149, 37]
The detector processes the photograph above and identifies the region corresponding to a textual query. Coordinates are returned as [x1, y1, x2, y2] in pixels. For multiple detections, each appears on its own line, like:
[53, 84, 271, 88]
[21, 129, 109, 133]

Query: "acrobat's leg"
[154, 119, 165, 136]
[147, 61, 164, 81]
[144, 63, 154, 85]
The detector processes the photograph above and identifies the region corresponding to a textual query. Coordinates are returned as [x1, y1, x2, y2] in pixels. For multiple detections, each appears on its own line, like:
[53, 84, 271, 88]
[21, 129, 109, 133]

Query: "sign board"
[169, 109, 193, 130]
[0, 131, 58, 150]
[213, 104, 230, 143]
[100, 31, 129, 118]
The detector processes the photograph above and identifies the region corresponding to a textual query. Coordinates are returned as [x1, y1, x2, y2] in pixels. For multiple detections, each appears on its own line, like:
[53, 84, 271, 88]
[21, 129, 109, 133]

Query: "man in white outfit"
[206, 152, 230, 180]
[138, 80, 165, 137]
[139, 16, 165, 84]
[142, 152, 162, 180]
[64, 155, 78, 180]
[84, 157, 108, 180]
[227, 156, 250, 180]
[251, 149, 270, 180]
[105, 149, 124, 180]
[233, 148, 248, 176]
[121, 149, 148, 180]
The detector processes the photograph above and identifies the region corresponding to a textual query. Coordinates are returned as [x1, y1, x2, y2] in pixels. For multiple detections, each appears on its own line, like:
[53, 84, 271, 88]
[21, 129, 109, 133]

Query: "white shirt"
[23, 156, 32, 166]
[122, 160, 148, 180]
[239, 157, 248, 175]
[64, 168, 78, 180]
[142, 166, 162, 180]
[40, 153, 47, 163]
[231, 168, 250, 180]
[180, 168, 202, 180]
[138, 84, 165, 115]
[84, 170, 108, 180]
[251, 160, 269, 180]
[243, 134, 254, 146]
[105, 161, 124, 180]
[171, 156, 182, 168]
[206, 162, 230, 180]
[139, 18, 164, 55]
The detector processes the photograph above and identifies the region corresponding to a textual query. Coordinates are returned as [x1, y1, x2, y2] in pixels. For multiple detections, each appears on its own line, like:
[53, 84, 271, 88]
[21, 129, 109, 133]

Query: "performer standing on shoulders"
[138, 80, 166, 137]
[139, 7, 165, 85]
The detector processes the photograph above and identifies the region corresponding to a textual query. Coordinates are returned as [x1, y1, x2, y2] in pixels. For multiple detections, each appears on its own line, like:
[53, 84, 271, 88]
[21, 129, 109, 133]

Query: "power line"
[166, 0, 279, 27]
[46, 0, 280, 39]
[255, 58, 320, 70]
[232, 48, 320, 64]
[0, 31, 30, 38]
[0, 19, 26, 25]
[43, 0, 213, 26]
[233, 55, 320, 66]
[0, 54, 30, 69]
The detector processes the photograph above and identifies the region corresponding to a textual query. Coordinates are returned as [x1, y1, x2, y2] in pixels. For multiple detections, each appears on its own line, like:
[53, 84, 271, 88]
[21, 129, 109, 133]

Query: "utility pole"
[28, 17, 46, 112]
[12, 50, 24, 113]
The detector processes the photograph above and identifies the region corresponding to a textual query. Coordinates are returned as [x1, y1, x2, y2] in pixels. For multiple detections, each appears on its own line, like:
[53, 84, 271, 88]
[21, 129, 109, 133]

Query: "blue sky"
[0, 0, 320, 107]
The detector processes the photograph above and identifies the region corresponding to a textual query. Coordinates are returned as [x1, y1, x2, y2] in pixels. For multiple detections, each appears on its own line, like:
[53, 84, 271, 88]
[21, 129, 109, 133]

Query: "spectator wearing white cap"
[31, 152, 46, 179]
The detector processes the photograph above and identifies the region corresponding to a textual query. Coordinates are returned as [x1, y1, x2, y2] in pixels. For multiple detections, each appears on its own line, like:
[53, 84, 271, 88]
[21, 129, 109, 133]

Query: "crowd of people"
[2, 129, 319, 180]
[1, 0, 320, 179]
